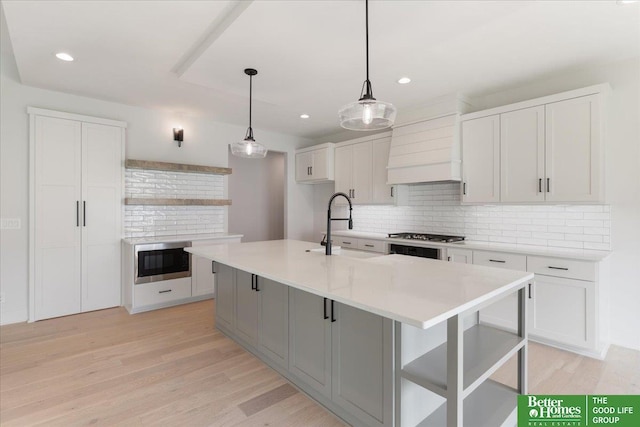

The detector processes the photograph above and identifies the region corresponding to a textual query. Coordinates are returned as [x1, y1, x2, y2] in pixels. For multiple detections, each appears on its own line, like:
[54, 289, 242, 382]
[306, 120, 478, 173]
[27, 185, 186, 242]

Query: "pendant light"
[339, 0, 396, 131]
[231, 68, 268, 158]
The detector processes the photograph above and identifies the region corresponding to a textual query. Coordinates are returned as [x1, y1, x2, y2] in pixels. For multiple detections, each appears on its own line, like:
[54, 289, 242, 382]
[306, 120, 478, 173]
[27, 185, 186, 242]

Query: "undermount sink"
[306, 247, 384, 259]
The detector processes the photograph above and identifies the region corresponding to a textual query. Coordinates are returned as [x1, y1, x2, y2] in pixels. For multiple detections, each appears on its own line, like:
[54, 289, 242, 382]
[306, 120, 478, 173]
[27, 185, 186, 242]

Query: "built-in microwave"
[134, 241, 191, 284]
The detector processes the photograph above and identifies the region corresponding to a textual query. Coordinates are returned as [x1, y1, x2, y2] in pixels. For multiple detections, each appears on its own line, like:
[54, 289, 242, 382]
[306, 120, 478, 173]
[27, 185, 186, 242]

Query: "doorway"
[228, 150, 285, 242]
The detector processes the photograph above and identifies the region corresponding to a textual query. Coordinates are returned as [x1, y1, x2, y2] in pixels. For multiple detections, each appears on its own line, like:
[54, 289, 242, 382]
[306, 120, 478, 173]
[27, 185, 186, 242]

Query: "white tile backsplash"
[124, 169, 225, 238]
[341, 183, 611, 250]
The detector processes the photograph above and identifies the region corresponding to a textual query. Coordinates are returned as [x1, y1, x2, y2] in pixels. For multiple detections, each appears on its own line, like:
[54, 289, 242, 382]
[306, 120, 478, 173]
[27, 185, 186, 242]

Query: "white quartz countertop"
[186, 239, 533, 329]
[328, 230, 611, 262]
[122, 233, 243, 245]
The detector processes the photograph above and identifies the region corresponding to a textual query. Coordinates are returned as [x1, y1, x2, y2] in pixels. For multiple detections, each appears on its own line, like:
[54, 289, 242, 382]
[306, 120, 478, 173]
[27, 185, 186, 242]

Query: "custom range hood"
[387, 94, 472, 185]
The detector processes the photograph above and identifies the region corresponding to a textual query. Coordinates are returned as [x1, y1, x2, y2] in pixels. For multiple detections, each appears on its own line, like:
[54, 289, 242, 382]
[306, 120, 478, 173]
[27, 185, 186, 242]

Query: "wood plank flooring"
[1, 300, 638, 426]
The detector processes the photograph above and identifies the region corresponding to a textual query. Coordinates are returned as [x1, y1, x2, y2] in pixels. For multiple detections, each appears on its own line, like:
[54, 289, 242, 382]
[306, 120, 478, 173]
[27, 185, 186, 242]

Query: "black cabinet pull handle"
[463, 182, 467, 195]
[212, 261, 216, 274]
[83, 201, 86, 226]
[538, 178, 542, 193]
[310, 166, 312, 175]
[251, 274, 256, 290]
[323, 297, 328, 320]
[255, 276, 260, 292]
[331, 300, 336, 322]
[159, 289, 172, 294]
[364, 244, 374, 248]
[391, 187, 394, 197]
[546, 178, 550, 193]
[76, 201, 80, 227]
[548, 266, 569, 271]
[489, 259, 506, 263]
[528, 283, 532, 299]
[448, 256, 451, 261]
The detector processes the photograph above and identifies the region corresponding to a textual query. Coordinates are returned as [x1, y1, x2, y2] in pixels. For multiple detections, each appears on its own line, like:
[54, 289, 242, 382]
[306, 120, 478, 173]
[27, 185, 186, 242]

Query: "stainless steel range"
[388, 233, 466, 259]
[388, 232, 465, 243]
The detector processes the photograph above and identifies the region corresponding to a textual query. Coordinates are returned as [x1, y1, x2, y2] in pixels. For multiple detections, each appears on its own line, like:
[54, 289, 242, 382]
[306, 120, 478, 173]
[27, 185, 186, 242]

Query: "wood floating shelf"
[125, 159, 232, 175]
[125, 198, 232, 206]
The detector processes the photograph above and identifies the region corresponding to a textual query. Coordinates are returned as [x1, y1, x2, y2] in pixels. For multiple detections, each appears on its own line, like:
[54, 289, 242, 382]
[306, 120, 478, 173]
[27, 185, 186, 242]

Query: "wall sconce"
[173, 127, 184, 147]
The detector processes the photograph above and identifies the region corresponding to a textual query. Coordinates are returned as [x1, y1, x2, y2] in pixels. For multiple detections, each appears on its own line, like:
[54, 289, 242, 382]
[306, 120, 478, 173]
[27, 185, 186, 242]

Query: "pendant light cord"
[246, 73, 254, 140]
[359, 0, 374, 101]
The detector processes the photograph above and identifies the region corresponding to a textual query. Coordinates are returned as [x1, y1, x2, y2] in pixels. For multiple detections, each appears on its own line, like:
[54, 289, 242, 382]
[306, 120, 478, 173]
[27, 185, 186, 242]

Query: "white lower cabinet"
[446, 248, 473, 264]
[133, 278, 192, 307]
[192, 256, 215, 297]
[530, 274, 595, 350]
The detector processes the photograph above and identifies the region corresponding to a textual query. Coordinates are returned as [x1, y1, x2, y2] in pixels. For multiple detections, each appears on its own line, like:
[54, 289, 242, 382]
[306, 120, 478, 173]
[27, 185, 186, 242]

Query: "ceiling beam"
[172, 0, 253, 77]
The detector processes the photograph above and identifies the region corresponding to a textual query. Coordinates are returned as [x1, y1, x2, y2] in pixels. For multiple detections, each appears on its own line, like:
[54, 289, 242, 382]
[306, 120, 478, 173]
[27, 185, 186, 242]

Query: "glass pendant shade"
[230, 135, 268, 159]
[339, 97, 397, 131]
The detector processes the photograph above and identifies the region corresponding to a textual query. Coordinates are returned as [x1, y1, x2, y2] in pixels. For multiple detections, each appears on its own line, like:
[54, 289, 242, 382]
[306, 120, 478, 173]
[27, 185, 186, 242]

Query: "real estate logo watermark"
[518, 395, 640, 426]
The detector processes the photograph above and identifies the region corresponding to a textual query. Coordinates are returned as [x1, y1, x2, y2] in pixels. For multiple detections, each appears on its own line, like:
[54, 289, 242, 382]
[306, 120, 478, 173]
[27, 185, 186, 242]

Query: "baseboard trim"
[126, 294, 213, 314]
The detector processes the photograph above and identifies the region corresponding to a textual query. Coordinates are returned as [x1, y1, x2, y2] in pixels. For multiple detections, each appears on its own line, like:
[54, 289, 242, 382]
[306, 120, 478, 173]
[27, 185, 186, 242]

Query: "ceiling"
[2, 0, 639, 140]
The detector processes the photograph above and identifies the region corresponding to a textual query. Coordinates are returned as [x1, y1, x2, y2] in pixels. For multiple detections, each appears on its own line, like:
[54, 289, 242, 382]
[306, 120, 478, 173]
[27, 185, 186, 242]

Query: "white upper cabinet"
[461, 115, 500, 203]
[500, 106, 545, 203]
[461, 84, 608, 204]
[545, 95, 602, 202]
[372, 137, 395, 204]
[295, 143, 335, 183]
[334, 134, 395, 205]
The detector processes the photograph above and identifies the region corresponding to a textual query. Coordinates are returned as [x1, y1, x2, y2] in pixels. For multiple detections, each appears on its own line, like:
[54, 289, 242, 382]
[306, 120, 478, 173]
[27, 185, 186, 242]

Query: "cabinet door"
[34, 116, 83, 320]
[530, 275, 595, 349]
[311, 148, 328, 180]
[289, 288, 332, 398]
[545, 94, 602, 202]
[462, 116, 500, 203]
[258, 278, 289, 369]
[447, 248, 473, 264]
[295, 152, 313, 182]
[193, 256, 215, 297]
[334, 145, 353, 200]
[352, 142, 373, 204]
[235, 270, 259, 345]
[332, 303, 392, 427]
[81, 122, 123, 312]
[215, 263, 235, 331]
[500, 106, 545, 203]
[372, 138, 394, 204]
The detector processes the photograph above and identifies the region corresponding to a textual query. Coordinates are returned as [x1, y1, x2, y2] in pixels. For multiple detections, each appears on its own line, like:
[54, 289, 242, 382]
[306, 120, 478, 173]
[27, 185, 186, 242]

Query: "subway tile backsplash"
[124, 169, 225, 238]
[344, 183, 611, 250]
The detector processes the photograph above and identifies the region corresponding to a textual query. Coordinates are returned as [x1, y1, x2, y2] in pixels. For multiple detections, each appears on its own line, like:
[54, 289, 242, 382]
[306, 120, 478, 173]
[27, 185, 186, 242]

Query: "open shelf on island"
[125, 198, 231, 206]
[416, 379, 518, 427]
[125, 159, 232, 175]
[401, 324, 524, 398]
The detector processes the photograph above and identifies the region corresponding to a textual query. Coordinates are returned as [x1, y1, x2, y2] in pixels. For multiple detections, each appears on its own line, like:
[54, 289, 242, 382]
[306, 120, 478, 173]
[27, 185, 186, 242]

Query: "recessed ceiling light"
[397, 77, 411, 85]
[55, 52, 74, 62]
[300, 114, 310, 119]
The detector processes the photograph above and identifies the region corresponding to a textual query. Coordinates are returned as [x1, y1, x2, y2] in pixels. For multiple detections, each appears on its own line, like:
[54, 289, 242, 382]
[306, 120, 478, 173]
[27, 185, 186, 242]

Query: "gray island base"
[186, 240, 533, 427]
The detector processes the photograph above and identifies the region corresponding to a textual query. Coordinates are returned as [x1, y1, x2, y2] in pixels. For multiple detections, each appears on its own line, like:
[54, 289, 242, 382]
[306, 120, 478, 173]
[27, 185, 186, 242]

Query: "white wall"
[0, 48, 314, 325]
[229, 150, 285, 242]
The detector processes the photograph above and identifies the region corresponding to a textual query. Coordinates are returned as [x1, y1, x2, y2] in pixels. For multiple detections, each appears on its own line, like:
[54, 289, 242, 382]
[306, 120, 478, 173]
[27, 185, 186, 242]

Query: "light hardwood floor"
[1, 300, 638, 426]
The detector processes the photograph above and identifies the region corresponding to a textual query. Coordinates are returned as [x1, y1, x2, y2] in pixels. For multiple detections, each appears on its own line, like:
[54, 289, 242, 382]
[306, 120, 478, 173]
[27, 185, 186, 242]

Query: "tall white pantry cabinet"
[29, 108, 126, 321]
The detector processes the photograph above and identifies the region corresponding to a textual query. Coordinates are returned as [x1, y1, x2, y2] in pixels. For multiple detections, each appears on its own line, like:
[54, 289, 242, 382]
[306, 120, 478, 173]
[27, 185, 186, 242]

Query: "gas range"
[388, 232, 466, 243]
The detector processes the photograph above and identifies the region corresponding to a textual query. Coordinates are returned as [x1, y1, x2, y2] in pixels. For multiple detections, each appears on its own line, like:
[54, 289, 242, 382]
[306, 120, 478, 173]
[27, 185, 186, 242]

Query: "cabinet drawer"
[336, 237, 358, 248]
[357, 239, 385, 253]
[134, 277, 192, 307]
[527, 256, 595, 281]
[473, 251, 526, 271]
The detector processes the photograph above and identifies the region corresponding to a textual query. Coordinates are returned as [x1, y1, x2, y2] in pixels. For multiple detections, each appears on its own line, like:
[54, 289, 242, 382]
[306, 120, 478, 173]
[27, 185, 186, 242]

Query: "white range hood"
[387, 94, 471, 185]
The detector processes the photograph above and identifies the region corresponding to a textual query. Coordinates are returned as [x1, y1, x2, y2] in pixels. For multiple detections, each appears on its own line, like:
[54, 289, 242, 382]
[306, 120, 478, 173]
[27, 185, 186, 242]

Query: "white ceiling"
[2, 0, 639, 139]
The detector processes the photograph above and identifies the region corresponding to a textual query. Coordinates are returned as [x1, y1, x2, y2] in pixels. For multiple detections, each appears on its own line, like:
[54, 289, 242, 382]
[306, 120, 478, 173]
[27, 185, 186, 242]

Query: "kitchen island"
[187, 239, 534, 427]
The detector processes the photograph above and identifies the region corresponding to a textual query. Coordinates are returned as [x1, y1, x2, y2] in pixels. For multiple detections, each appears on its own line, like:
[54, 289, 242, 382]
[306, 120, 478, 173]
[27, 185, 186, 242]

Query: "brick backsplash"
[344, 183, 611, 250]
[124, 169, 225, 238]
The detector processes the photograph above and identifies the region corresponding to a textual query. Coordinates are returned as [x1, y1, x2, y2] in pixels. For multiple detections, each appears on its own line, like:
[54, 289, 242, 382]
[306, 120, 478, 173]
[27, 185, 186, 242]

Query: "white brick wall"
[124, 169, 225, 238]
[346, 183, 611, 250]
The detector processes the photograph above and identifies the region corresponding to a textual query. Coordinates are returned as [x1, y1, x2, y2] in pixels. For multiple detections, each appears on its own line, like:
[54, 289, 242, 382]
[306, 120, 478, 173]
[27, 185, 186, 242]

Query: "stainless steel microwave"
[134, 241, 191, 284]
